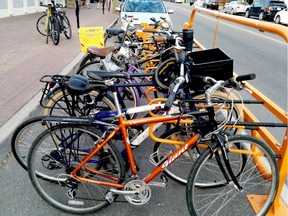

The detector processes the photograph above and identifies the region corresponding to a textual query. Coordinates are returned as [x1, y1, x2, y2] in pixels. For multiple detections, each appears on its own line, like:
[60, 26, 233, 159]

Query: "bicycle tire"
[76, 60, 105, 77]
[79, 54, 100, 68]
[186, 135, 279, 216]
[49, 16, 60, 45]
[153, 128, 246, 185]
[11, 116, 47, 170]
[36, 14, 47, 36]
[27, 124, 125, 213]
[61, 14, 72, 39]
[43, 89, 116, 117]
[192, 91, 244, 135]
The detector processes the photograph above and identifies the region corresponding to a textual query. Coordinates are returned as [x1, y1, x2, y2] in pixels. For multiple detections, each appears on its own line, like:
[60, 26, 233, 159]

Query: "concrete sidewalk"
[0, 3, 118, 154]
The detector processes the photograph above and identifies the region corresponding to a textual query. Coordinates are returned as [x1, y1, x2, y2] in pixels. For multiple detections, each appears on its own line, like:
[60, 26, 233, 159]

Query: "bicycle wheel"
[76, 60, 105, 77]
[28, 125, 125, 213]
[79, 54, 100, 68]
[36, 14, 47, 36]
[43, 89, 116, 117]
[153, 128, 246, 185]
[62, 15, 72, 39]
[192, 91, 244, 135]
[11, 116, 47, 170]
[48, 16, 60, 45]
[76, 61, 140, 119]
[186, 135, 279, 216]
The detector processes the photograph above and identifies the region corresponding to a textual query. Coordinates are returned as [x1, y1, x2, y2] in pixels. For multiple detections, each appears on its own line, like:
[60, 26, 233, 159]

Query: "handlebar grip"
[235, 74, 256, 82]
[164, 92, 176, 111]
[154, 36, 166, 42]
[143, 28, 159, 33]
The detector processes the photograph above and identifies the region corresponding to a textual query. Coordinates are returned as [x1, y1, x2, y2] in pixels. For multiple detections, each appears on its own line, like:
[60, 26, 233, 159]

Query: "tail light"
[48, 82, 56, 89]
[266, 6, 272, 11]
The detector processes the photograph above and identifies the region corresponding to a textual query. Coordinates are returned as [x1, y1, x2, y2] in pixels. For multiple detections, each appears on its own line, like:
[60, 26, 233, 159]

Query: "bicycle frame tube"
[70, 114, 199, 188]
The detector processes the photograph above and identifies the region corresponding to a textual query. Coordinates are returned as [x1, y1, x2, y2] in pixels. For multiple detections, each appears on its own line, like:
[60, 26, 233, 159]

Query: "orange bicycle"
[27, 70, 279, 215]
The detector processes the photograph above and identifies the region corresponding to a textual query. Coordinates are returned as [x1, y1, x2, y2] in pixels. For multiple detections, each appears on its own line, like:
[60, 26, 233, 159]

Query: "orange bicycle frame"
[70, 114, 199, 189]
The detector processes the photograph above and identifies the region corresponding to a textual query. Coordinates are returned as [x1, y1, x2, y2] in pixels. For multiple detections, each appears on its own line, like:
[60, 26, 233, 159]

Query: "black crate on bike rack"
[188, 48, 233, 90]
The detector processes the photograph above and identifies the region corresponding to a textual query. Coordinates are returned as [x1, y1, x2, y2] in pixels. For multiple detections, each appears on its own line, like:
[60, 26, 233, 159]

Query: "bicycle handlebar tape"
[164, 92, 176, 111]
[236, 74, 256, 82]
[182, 29, 194, 51]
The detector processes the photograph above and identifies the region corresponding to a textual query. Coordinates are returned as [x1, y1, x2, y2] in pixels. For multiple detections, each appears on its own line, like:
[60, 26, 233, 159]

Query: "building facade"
[0, 0, 66, 18]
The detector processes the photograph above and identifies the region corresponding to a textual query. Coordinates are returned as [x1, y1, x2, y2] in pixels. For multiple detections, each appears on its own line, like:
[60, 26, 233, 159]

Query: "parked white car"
[192, 0, 204, 7]
[274, 8, 288, 25]
[116, 0, 174, 30]
[223, 1, 249, 15]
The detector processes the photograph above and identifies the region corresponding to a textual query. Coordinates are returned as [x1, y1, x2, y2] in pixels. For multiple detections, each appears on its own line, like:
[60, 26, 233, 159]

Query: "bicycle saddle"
[86, 45, 119, 57]
[67, 75, 92, 95]
[106, 28, 125, 36]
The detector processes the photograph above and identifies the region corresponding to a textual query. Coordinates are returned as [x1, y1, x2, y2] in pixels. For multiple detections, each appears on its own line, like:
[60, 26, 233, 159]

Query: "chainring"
[123, 180, 151, 205]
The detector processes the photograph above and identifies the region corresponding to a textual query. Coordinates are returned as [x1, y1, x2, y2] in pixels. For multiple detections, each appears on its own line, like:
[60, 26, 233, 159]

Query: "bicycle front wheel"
[62, 15, 72, 39]
[27, 125, 125, 214]
[48, 16, 60, 45]
[36, 14, 47, 36]
[186, 135, 279, 216]
[11, 116, 47, 170]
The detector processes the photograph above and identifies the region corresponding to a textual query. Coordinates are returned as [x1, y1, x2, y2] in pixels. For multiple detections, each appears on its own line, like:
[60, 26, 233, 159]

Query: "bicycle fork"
[213, 133, 243, 191]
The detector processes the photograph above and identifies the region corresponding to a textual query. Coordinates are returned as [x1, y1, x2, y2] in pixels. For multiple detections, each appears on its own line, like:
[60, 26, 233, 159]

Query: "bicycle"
[79, 16, 174, 68]
[26, 72, 279, 215]
[37, 1, 72, 45]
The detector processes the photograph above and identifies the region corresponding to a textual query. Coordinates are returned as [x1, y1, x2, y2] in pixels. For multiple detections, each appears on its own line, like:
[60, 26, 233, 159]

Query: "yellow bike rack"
[183, 7, 287, 215]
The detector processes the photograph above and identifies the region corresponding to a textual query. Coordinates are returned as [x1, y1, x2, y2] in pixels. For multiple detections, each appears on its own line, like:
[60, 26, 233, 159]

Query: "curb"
[0, 17, 119, 160]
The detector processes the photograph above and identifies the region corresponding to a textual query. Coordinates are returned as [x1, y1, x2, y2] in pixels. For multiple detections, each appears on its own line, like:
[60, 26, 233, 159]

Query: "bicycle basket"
[187, 48, 233, 90]
[153, 48, 233, 93]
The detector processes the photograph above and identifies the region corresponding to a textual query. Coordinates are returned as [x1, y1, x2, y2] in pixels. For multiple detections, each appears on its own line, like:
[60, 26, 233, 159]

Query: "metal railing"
[183, 7, 288, 215]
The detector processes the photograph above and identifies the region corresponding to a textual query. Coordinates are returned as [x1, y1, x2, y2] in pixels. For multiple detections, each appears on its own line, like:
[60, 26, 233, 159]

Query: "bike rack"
[183, 7, 287, 215]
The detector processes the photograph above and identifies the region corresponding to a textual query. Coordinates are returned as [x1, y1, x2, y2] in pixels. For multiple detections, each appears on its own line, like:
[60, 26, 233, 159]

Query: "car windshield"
[123, 0, 167, 13]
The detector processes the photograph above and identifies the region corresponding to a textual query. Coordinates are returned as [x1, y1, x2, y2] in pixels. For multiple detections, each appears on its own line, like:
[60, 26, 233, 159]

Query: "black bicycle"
[36, 1, 72, 45]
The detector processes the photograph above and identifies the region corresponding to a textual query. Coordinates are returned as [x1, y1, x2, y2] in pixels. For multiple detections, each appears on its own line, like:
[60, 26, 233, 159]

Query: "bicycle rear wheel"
[27, 125, 125, 214]
[43, 89, 116, 117]
[186, 135, 279, 216]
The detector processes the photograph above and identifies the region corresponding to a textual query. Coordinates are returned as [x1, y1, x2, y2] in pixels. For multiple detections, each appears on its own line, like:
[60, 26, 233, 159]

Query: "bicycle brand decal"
[161, 143, 189, 169]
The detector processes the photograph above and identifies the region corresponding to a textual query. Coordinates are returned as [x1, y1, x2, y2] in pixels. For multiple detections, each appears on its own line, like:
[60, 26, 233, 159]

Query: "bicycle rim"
[192, 91, 244, 135]
[43, 89, 116, 117]
[76, 60, 105, 77]
[36, 14, 47, 36]
[11, 116, 47, 170]
[50, 16, 60, 45]
[186, 135, 279, 216]
[27, 125, 125, 214]
[153, 127, 199, 185]
[62, 15, 72, 39]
